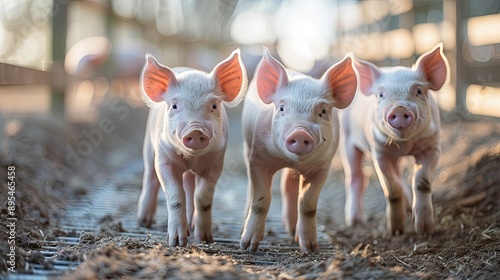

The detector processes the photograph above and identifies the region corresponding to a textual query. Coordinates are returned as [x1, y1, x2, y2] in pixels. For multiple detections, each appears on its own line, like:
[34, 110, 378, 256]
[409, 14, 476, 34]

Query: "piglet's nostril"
[290, 139, 311, 145]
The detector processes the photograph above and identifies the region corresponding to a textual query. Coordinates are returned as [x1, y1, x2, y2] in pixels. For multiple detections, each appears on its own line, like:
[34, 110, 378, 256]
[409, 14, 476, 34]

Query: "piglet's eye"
[321, 109, 326, 114]
[279, 106, 284, 112]
[172, 104, 177, 109]
[379, 92, 384, 98]
[417, 89, 423, 95]
[212, 104, 217, 110]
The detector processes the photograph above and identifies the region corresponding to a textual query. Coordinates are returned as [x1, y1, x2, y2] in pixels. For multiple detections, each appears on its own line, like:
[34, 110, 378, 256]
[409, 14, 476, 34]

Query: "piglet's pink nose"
[182, 130, 209, 150]
[387, 106, 414, 129]
[285, 129, 315, 155]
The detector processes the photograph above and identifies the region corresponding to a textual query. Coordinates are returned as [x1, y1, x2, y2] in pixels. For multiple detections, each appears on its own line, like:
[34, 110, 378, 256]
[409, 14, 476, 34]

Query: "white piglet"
[341, 44, 448, 235]
[137, 50, 248, 246]
[240, 48, 358, 252]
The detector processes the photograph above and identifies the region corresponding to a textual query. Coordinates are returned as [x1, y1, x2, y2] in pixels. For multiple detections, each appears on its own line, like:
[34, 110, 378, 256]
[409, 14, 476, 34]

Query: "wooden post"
[455, 0, 467, 118]
[51, 0, 68, 118]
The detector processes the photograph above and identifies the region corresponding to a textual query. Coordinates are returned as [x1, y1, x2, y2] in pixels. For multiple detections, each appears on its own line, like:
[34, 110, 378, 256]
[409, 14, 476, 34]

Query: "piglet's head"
[255, 47, 357, 159]
[355, 43, 448, 140]
[140, 49, 248, 156]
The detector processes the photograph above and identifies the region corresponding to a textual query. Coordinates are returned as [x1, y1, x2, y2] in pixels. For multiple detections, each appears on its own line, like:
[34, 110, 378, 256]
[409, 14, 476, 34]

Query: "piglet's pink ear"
[140, 53, 177, 103]
[415, 43, 448, 91]
[255, 47, 289, 104]
[322, 55, 358, 109]
[211, 49, 248, 105]
[354, 58, 381, 96]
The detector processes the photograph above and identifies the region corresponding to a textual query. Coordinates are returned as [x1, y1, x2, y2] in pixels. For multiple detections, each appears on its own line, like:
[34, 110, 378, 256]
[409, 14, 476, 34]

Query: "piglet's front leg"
[372, 152, 407, 235]
[240, 166, 273, 252]
[411, 138, 440, 235]
[155, 156, 190, 247]
[191, 168, 222, 244]
[295, 169, 329, 253]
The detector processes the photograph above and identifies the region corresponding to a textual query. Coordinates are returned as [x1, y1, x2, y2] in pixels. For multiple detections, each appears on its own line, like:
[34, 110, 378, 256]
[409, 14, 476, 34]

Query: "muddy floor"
[1, 96, 499, 279]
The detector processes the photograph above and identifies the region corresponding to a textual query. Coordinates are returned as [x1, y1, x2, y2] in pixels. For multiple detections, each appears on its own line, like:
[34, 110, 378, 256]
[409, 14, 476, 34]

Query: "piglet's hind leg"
[137, 136, 160, 228]
[184, 171, 196, 230]
[280, 168, 299, 237]
[343, 145, 366, 227]
[137, 167, 160, 227]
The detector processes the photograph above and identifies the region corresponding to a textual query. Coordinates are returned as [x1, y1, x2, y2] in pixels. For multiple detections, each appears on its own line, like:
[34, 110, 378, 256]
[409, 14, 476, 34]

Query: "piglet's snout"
[285, 128, 316, 155]
[182, 127, 210, 150]
[387, 106, 414, 129]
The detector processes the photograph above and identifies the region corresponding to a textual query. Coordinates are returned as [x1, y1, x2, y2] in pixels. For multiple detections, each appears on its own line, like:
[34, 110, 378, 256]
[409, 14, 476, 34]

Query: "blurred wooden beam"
[0, 62, 80, 87]
[0, 63, 50, 86]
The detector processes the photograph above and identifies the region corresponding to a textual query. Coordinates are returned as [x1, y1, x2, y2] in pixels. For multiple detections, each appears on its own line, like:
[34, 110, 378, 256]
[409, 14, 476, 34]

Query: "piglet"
[240, 48, 358, 252]
[341, 44, 448, 235]
[137, 49, 248, 246]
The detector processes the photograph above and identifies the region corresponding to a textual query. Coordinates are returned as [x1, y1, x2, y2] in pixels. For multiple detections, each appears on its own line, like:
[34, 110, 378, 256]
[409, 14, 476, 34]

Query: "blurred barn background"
[0, 0, 499, 120]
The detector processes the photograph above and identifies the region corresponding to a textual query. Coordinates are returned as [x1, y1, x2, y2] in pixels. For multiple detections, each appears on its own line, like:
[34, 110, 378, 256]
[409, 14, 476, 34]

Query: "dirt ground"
[1, 96, 499, 279]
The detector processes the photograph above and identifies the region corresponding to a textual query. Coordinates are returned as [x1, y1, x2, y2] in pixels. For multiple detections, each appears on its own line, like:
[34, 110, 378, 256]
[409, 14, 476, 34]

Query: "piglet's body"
[137, 50, 247, 246]
[341, 44, 448, 235]
[240, 48, 357, 252]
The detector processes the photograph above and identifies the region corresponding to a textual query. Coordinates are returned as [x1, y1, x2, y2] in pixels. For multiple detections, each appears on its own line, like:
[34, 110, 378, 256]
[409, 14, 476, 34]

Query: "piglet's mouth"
[380, 120, 420, 142]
